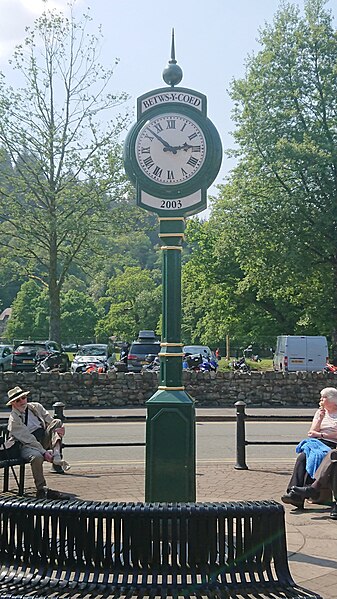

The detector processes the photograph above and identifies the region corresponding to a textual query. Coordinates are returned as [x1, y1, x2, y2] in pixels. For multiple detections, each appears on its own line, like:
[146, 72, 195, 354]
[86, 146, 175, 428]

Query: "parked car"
[11, 340, 70, 372]
[183, 345, 213, 359]
[127, 331, 160, 372]
[0, 345, 13, 372]
[70, 343, 116, 373]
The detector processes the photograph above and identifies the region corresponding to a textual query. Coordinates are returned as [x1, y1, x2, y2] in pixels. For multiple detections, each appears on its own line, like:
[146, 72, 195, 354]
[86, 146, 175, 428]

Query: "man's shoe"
[36, 487, 69, 500]
[36, 488, 47, 499]
[46, 488, 70, 500]
[281, 490, 304, 509]
[291, 485, 320, 501]
[330, 502, 337, 520]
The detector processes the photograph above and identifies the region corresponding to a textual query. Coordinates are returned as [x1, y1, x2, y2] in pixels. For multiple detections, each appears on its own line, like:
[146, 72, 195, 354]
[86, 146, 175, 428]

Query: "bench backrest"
[0, 498, 292, 589]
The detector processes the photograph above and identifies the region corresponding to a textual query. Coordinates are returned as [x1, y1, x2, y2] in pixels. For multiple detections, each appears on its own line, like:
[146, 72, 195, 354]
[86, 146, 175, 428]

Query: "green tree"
[60, 289, 100, 344]
[182, 218, 280, 350]
[213, 0, 337, 354]
[95, 266, 161, 341]
[5, 280, 49, 341]
[0, 5, 129, 343]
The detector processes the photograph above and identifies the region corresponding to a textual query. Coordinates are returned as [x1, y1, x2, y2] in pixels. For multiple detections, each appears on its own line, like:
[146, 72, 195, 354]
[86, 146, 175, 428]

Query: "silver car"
[183, 345, 213, 359]
[0, 345, 13, 372]
[71, 344, 116, 373]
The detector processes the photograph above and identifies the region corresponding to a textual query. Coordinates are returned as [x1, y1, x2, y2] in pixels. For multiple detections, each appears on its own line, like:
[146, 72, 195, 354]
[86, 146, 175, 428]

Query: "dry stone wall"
[0, 370, 336, 410]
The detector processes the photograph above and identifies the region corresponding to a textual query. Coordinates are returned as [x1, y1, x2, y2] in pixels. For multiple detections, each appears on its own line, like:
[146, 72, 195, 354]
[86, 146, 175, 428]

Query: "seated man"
[282, 449, 337, 519]
[6, 386, 70, 499]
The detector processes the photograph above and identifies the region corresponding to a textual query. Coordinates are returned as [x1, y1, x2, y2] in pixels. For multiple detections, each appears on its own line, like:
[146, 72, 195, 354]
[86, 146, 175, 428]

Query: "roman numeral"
[167, 170, 174, 180]
[166, 120, 176, 129]
[180, 122, 187, 132]
[181, 168, 188, 176]
[187, 156, 198, 167]
[144, 134, 154, 142]
[188, 132, 197, 140]
[141, 147, 151, 154]
[153, 166, 163, 177]
[143, 156, 154, 168]
[192, 146, 201, 152]
[154, 123, 163, 133]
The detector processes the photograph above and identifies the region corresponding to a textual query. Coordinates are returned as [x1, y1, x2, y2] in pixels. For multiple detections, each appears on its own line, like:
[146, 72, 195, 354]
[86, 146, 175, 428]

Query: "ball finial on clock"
[162, 28, 183, 87]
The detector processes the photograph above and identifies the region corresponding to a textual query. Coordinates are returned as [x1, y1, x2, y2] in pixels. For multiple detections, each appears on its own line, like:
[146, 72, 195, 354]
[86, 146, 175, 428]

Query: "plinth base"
[145, 389, 196, 502]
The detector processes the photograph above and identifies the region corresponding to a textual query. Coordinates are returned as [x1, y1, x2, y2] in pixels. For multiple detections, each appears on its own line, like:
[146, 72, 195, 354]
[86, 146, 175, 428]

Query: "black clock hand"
[169, 142, 198, 152]
[148, 128, 177, 153]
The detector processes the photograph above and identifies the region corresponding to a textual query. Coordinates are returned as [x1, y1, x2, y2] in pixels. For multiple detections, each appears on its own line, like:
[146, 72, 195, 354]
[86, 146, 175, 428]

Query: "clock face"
[135, 113, 206, 185]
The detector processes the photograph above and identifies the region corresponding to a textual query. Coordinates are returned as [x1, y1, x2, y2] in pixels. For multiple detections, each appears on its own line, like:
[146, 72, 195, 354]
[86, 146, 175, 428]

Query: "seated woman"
[281, 387, 337, 509]
[292, 450, 337, 519]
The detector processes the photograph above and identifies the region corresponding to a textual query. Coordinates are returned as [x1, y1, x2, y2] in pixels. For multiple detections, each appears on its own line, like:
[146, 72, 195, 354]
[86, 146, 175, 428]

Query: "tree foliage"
[0, 4, 129, 342]
[95, 266, 162, 341]
[210, 0, 337, 351]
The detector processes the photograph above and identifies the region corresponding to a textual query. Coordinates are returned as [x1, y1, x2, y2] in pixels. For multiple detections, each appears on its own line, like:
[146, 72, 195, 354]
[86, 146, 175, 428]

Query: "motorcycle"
[183, 353, 218, 373]
[142, 354, 160, 372]
[231, 356, 251, 373]
[73, 358, 108, 374]
[324, 362, 337, 374]
[35, 352, 64, 373]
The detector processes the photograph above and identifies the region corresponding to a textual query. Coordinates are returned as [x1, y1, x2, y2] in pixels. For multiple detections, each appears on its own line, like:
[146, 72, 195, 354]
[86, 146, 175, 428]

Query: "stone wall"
[0, 370, 336, 410]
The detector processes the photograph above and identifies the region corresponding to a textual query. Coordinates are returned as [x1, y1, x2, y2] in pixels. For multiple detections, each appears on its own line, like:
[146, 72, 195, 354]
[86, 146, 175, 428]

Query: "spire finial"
[162, 28, 183, 87]
[170, 28, 176, 63]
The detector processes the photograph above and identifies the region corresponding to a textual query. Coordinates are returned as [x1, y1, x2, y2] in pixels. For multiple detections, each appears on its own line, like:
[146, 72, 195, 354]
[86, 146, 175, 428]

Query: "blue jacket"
[296, 438, 330, 478]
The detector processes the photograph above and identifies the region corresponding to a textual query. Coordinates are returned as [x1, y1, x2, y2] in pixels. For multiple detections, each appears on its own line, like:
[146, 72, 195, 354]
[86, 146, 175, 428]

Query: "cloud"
[0, 0, 70, 62]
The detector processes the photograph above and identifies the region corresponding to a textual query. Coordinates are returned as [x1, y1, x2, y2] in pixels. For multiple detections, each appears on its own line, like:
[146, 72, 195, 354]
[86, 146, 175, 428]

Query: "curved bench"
[0, 498, 321, 599]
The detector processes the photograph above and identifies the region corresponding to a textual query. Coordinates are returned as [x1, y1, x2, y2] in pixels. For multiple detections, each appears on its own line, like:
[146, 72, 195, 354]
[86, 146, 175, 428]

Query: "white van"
[273, 335, 328, 372]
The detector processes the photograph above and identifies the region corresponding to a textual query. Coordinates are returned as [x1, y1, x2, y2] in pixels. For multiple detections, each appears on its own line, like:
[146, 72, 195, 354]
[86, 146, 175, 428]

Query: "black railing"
[0, 401, 315, 466]
[235, 400, 313, 470]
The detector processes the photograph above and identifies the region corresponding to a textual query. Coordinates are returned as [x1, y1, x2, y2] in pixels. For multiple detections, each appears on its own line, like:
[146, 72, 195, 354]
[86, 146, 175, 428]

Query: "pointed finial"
[170, 28, 176, 63]
[162, 28, 183, 87]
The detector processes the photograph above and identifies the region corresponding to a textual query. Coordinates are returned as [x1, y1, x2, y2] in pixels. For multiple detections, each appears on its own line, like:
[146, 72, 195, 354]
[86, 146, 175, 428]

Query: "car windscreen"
[79, 347, 107, 356]
[183, 346, 211, 356]
[16, 344, 44, 352]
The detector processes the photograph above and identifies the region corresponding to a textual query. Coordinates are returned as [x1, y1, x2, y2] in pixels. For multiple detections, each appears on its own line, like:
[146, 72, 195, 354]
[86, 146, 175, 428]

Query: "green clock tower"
[124, 31, 222, 502]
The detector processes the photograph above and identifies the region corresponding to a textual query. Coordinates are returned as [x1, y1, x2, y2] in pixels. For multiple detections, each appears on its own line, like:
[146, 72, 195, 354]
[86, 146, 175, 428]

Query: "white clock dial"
[135, 113, 206, 185]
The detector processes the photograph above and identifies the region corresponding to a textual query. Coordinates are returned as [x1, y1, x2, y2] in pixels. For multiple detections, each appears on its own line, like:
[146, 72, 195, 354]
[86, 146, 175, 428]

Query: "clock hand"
[167, 142, 197, 152]
[148, 128, 177, 153]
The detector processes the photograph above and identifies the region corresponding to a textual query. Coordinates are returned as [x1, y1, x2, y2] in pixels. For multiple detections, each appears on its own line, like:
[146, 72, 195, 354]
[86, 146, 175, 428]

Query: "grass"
[217, 358, 273, 372]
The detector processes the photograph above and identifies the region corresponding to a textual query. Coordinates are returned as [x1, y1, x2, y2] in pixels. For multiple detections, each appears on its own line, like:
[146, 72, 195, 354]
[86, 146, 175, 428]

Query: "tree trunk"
[331, 259, 337, 365]
[48, 216, 61, 344]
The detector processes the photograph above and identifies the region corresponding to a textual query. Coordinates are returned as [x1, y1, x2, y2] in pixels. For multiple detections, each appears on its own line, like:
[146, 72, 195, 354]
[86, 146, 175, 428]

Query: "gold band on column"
[157, 386, 185, 391]
[160, 246, 182, 250]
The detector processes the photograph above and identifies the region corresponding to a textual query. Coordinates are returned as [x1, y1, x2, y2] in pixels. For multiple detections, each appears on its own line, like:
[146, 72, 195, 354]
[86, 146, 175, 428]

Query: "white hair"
[321, 387, 337, 405]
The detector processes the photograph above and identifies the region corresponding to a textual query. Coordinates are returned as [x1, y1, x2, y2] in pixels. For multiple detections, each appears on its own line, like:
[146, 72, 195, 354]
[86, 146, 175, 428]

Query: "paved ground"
[7, 458, 335, 599]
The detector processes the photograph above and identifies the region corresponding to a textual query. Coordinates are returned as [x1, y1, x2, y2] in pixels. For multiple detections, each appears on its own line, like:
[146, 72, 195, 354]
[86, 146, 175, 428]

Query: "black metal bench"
[0, 425, 26, 496]
[0, 497, 321, 599]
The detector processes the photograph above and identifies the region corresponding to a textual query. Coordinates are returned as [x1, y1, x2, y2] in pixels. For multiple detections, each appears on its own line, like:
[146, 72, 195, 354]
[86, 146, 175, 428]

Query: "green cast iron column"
[145, 217, 196, 502]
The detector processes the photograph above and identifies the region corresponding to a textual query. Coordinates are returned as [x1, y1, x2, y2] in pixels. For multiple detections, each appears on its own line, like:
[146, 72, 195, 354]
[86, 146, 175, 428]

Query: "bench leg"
[3, 466, 9, 492]
[19, 464, 25, 496]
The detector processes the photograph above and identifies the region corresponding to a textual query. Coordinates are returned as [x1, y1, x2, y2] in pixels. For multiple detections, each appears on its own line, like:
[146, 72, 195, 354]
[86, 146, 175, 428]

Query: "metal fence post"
[53, 402, 65, 422]
[234, 401, 248, 470]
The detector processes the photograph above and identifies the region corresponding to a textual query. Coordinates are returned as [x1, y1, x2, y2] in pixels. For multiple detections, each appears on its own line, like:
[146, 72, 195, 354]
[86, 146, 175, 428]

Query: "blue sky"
[0, 0, 337, 200]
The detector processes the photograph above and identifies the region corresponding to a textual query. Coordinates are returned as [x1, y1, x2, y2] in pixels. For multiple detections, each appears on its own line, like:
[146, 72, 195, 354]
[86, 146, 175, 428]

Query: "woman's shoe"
[291, 485, 320, 500]
[330, 502, 337, 519]
[281, 490, 304, 509]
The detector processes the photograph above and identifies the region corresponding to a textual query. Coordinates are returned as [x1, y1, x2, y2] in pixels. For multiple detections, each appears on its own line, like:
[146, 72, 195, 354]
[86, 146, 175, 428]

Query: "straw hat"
[6, 386, 30, 406]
